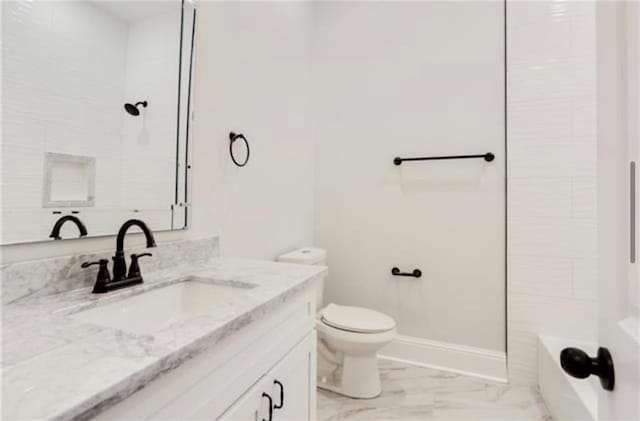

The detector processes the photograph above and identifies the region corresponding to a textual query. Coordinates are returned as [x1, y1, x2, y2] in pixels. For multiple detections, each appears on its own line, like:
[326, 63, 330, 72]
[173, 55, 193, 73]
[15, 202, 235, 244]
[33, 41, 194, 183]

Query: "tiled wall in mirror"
[1, 0, 195, 244]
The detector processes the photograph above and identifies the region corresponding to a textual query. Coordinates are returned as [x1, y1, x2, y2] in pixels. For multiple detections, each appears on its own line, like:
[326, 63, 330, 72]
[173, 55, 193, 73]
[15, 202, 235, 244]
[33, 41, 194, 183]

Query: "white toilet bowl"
[316, 303, 396, 399]
[277, 248, 397, 399]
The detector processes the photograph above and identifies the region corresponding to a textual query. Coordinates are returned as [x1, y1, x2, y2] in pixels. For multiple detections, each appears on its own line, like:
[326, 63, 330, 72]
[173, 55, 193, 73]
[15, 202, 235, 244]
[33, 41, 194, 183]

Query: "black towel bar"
[393, 152, 494, 166]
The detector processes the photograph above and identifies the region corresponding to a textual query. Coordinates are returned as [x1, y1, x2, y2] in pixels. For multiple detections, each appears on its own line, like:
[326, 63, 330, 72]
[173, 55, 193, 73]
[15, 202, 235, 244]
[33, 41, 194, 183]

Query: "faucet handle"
[81, 259, 108, 269]
[128, 253, 152, 279]
[81, 259, 111, 294]
[132, 253, 153, 259]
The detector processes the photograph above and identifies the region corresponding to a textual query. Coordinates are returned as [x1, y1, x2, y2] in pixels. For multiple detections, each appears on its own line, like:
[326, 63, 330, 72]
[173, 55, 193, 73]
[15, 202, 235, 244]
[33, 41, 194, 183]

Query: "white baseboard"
[379, 334, 508, 383]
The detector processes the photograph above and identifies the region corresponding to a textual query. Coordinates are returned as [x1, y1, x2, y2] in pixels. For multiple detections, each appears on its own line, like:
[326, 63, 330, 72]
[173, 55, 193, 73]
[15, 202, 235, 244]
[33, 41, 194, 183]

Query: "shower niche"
[1, 0, 197, 244]
[42, 153, 96, 208]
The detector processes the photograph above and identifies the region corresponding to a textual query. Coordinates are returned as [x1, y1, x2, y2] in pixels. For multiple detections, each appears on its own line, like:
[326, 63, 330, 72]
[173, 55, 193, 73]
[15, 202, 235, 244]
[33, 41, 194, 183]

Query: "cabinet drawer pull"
[273, 380, 284, 409]
[261, 393, 273, 421]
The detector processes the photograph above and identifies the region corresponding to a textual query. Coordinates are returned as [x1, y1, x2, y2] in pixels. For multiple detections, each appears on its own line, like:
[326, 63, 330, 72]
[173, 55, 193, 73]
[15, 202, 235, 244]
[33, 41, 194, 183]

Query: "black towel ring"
[229, 132, 250, 167]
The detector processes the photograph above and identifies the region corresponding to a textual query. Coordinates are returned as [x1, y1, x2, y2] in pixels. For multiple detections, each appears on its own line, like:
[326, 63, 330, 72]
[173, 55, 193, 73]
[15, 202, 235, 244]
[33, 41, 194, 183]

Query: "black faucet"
[82, 219, 156, 294]
[49, 215, 88, 240]
[112, 219, 157, 282]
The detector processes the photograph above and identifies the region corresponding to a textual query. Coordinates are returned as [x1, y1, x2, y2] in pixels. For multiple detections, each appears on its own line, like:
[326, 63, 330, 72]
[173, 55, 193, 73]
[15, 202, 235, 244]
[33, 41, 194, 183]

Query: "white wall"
[313, 1, 505, 357]
[507, 0, 598, 384]
[1, 1, 316, 264]
[192, 1, 315, 260]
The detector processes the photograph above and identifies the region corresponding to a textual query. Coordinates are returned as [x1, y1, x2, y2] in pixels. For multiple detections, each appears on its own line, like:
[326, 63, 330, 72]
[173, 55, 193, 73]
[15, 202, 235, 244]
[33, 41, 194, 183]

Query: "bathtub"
[538, 335, 598, 421]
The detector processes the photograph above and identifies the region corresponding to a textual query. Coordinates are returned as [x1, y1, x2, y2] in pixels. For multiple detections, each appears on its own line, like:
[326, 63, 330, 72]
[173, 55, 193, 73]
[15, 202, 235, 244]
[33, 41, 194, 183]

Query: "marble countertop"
[2, 258, 326, 421]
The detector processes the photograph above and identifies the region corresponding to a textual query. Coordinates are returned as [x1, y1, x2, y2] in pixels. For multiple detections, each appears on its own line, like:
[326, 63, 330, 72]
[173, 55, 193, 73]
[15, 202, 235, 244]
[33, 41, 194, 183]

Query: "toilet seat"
[317, 318, 396, 346]
[320, 303, 395, 334]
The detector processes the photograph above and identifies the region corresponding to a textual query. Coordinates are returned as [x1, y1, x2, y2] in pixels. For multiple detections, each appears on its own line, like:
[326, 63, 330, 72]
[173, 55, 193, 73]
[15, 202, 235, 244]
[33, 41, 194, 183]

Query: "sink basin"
[71, 280, 251, 334]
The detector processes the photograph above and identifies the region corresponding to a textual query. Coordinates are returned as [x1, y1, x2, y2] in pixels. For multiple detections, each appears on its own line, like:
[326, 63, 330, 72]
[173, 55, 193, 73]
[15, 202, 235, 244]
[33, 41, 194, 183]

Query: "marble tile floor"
[318, 359, 552, 421]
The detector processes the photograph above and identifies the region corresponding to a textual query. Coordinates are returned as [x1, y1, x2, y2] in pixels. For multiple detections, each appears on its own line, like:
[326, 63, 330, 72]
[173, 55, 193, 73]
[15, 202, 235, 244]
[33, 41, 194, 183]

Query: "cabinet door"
[268, 333, 316, 421]
[206, 374, 271, 421]
[221, 378, 270, 421]
[202, 332, 316, 421]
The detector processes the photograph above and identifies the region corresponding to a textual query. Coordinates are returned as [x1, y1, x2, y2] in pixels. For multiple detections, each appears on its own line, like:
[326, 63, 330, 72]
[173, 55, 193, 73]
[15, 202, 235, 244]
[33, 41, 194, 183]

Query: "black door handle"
[560, 347, 615, 391]
[273, 379, 284, 409]
[261, 392, 273, 421]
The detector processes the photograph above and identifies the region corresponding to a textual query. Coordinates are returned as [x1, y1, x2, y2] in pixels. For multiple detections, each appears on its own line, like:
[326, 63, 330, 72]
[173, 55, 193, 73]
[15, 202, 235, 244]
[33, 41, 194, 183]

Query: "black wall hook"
[229, 132, 250, 167]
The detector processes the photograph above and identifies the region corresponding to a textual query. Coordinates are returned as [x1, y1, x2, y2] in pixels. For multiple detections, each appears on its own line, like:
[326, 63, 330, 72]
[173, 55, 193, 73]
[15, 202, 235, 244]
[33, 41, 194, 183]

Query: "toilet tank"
[278, 248, 327, 309]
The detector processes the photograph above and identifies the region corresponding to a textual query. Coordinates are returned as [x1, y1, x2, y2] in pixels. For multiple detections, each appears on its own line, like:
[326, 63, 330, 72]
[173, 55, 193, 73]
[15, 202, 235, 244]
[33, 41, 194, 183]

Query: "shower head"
[124, 101, 148, 116]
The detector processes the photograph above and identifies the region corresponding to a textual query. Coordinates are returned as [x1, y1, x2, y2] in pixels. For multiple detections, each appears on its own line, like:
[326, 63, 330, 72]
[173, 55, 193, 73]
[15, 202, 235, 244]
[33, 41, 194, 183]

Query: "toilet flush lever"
[391, 267, 422, 278]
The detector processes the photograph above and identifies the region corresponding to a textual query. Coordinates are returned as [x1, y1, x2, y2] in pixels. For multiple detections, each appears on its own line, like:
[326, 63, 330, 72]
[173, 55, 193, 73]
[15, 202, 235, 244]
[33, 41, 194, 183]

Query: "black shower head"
[124, 101, 148, 116]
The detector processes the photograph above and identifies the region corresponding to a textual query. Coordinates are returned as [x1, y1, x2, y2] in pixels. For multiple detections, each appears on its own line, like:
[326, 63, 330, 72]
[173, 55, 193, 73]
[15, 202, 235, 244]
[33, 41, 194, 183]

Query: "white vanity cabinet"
[94, 286, 317, 421]
[215, 333, 316, 421]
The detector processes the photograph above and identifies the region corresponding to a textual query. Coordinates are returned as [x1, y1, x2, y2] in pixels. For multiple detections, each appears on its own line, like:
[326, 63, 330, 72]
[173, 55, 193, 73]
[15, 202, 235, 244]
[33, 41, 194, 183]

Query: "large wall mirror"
[1, 0, 196, 244]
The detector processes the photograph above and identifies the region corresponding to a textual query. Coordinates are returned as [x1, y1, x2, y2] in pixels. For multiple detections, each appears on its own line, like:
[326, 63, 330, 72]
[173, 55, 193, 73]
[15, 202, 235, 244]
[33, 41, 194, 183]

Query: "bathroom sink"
[71, 280, 251, 334]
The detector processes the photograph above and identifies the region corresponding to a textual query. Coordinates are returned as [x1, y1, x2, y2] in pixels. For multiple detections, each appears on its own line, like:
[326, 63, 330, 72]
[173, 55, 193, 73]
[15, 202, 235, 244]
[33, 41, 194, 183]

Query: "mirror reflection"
[1, 0, 193, 244]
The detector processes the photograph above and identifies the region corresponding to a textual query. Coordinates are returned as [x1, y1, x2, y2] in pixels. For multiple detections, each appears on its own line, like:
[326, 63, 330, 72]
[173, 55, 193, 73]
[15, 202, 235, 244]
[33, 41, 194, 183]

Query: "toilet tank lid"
[278, 247, 326, 265]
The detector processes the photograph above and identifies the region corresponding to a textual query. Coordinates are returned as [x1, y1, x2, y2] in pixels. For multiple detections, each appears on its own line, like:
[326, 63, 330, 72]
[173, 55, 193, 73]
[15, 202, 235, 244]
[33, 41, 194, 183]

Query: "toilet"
[278, 248, 396, 399]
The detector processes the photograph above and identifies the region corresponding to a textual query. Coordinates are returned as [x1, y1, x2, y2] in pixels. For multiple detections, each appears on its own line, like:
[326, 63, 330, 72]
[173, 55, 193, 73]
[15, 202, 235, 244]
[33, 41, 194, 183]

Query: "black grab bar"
[391, 267, 422, 278]
[393, 152, 495, 166]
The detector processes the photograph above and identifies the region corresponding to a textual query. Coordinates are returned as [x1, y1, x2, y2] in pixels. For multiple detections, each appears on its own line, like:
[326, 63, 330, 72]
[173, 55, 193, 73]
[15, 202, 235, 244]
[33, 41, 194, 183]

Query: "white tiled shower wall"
[1, 1, 180, 243]
[121, 11, 180, 211]
[2, 1, 127, 228]
[507, 0, 598, 383]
